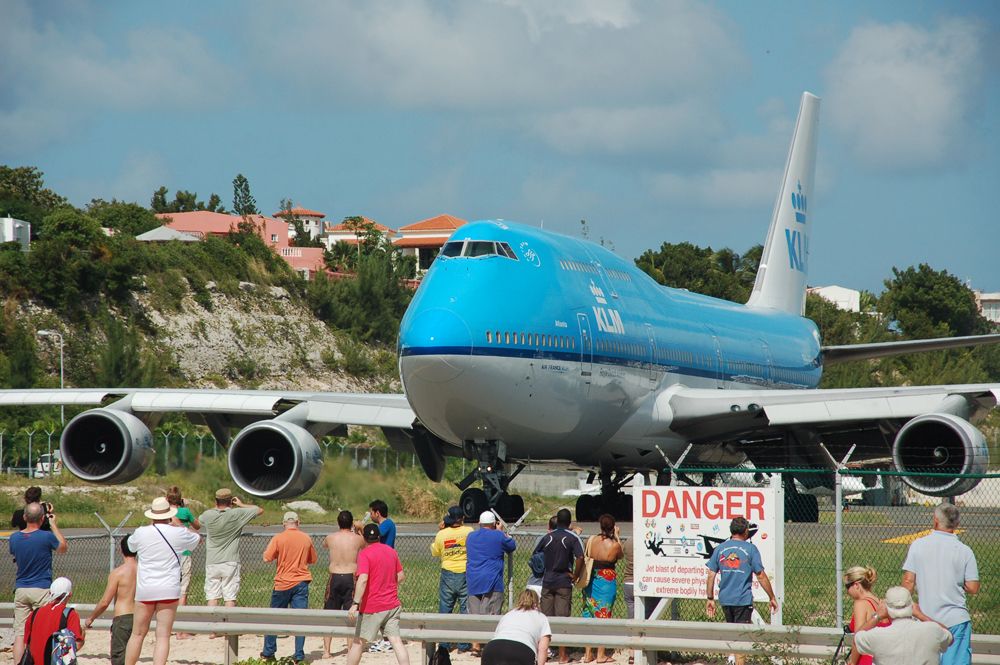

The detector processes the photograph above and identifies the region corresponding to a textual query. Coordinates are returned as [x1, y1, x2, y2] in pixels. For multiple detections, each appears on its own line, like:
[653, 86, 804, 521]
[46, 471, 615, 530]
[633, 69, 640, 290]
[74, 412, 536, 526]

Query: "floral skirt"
[582, 568, 617, 618]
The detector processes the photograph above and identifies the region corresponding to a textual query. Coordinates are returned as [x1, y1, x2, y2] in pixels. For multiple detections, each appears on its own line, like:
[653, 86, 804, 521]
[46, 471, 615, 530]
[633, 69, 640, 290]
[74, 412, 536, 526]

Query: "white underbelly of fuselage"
[400, 354, 745, 467]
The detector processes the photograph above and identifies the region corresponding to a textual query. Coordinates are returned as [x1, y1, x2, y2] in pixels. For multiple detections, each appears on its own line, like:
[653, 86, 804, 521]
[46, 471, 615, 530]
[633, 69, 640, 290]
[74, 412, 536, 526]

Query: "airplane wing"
[656, 383, 999, 496]
[821, 333, 1000, 365]
[0, 388, 417, 499]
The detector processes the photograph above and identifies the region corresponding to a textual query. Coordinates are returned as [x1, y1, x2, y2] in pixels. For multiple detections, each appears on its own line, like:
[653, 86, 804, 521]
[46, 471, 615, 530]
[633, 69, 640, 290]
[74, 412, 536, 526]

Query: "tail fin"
[746, 92, 820, 315]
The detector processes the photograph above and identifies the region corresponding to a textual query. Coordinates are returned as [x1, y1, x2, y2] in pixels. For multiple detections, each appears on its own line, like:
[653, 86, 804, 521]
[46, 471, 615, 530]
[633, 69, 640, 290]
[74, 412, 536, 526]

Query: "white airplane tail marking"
[747, 92, 820, 315]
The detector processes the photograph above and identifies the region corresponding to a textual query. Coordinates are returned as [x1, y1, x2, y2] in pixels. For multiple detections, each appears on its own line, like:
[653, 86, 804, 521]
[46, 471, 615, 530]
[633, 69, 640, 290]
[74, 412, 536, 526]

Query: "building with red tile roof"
[155, 211, 327, 279]
[323, 217, 396, 250]
[393, 214, 467, 271]
[274, 206, 326, 242]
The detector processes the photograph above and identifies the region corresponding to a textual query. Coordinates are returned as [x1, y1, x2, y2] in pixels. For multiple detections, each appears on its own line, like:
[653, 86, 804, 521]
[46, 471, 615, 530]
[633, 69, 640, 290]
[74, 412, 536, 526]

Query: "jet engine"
[892, 413, 989, 496]
[60, 408, 154, 484]
[228, 420, 323, 499]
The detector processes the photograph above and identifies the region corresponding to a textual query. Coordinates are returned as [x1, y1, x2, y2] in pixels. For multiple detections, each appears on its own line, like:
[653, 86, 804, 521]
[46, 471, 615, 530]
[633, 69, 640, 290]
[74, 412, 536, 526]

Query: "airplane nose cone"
[399, 308, 472, 384]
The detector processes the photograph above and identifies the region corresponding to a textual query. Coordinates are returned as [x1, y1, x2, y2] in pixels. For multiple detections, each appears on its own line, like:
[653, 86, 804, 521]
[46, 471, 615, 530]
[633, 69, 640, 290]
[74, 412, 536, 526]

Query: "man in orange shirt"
[261, 511, 318, 664]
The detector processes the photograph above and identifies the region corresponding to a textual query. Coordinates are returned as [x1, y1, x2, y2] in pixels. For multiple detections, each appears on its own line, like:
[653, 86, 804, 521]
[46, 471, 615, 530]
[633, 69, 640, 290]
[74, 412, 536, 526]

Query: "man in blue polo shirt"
[466, 510, 516, 655]
[705, 516, 778, 665]
[902, 503, 979, 665]
[10, 502, 68, 664]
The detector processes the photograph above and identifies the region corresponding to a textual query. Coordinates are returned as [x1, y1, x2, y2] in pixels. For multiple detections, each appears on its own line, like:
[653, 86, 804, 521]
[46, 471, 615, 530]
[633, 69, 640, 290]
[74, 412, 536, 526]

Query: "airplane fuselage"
[398, 220, 822, 469]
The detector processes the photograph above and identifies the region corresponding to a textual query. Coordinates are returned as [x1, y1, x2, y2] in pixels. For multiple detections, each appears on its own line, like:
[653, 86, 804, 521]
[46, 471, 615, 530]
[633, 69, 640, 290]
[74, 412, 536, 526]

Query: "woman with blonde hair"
[843, 565, 889, 665]
[483, 589, 552, 665]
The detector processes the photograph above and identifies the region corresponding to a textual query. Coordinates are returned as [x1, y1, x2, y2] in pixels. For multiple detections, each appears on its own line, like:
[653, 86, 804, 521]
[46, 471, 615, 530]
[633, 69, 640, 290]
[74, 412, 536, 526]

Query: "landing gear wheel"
[494, 493, 524, 522]
[461, 488, 489, 520]
[576, 494, 598, 522]
[613, 493, 632, 522]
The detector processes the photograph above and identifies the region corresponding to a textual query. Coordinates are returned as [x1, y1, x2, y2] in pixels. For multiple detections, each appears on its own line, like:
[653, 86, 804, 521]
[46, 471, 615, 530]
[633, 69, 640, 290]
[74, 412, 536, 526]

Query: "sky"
[1, 0, 998, 294]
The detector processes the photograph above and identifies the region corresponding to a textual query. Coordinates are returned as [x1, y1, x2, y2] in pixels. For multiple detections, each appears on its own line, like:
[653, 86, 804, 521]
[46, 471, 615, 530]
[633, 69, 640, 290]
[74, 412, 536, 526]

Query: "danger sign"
[632, 482, 783, 606]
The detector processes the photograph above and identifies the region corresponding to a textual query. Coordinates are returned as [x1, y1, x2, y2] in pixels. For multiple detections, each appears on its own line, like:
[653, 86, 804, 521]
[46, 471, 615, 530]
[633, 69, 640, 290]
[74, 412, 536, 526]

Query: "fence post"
[0, 429, 5, 471]
[823, 443, 855, 632]
[45, 429, 56, 478]
[96, 511, 134, 573]
[163, 431, 172, 473]
[180, 433, 188, 469]
[197, 434, 205, 469]
[25, 429, 35, 478]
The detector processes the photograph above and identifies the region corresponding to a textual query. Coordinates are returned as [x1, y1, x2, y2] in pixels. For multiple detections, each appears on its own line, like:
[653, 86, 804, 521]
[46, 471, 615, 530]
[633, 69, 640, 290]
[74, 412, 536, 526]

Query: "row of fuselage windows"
[557, 259, 633, 283]
[482, 328, 807, 383]
[485, 330, 577, 349]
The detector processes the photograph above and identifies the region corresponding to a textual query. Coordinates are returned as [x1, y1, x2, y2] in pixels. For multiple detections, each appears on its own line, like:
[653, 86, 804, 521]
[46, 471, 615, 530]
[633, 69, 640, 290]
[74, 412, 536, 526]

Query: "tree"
[879, 264, 988, 339]
[232, 174, 258, 217]
[3, 323, 40, 389]
[151, 186, 225, 214]
[94, 317, 162, 387]
[634, 241, 761, 302]
[87, 199, 160, 236]
[26, 208, 109, 311]
[0, 165, 68, 232]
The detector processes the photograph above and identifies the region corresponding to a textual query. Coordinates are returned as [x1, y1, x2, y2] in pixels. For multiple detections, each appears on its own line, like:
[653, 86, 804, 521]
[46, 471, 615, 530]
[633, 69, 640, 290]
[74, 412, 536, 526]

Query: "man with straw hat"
[124, 496, 201, 665]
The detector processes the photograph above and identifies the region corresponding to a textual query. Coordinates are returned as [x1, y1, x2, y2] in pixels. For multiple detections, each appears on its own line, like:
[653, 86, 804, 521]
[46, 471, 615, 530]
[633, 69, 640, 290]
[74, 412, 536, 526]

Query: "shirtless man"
[322, 510, 366, 658]
[85, 539, 138, 665]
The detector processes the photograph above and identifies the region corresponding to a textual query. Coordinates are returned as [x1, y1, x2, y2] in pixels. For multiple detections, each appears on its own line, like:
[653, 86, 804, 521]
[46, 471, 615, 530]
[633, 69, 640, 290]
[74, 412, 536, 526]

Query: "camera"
[43, 502, 54, 518]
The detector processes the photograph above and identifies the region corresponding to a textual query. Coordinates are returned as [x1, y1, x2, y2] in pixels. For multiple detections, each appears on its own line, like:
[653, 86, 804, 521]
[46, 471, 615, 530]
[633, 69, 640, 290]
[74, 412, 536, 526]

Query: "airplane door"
[645, 323, 657, 388]
[703, 324, 724, 389]
[576, 313, 593, 391]
[759, 339, 773, 386]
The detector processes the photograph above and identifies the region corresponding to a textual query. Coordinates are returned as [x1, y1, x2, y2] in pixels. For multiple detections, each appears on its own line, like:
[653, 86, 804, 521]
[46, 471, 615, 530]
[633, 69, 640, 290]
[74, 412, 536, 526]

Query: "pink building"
[155, 211, 327, 279]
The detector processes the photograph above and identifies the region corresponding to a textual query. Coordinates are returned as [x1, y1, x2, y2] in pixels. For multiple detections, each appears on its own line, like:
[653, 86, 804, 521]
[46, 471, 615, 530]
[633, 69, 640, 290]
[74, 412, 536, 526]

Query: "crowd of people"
[7, 483, 982, 665]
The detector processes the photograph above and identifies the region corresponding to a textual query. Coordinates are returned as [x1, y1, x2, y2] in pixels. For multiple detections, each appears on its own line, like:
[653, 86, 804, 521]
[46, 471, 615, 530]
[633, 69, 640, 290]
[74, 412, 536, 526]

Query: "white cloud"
[527, 101, 723, 158]
[245, 1, 744, 111]
[0, 0, 234, 150]
[824, 18, 984, 170]
[645, 168, 781, 209]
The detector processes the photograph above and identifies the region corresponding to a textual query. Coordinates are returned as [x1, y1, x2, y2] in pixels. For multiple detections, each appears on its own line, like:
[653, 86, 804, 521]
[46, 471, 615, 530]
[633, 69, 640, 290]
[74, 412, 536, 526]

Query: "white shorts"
[204, 561, 241, 602]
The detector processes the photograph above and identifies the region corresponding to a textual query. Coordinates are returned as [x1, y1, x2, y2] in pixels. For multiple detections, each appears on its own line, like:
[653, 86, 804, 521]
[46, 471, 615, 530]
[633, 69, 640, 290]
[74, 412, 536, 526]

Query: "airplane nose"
[399, 308, 472, 383]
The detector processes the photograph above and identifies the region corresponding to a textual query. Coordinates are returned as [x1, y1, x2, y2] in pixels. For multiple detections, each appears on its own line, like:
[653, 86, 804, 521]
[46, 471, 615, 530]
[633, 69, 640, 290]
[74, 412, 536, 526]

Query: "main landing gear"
[457, 441, 526, 523]
[575, 468, 634, 522]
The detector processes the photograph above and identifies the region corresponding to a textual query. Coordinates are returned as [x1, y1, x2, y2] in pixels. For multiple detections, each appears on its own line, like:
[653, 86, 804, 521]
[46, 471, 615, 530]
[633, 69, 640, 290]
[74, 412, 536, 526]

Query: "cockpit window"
[465, 241, 496, 257]
[442, 239, 519, 261]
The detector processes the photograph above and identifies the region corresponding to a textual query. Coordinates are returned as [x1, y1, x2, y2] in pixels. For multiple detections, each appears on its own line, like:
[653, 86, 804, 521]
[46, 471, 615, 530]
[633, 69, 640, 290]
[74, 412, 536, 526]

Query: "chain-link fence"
[3, 469, 998, 634]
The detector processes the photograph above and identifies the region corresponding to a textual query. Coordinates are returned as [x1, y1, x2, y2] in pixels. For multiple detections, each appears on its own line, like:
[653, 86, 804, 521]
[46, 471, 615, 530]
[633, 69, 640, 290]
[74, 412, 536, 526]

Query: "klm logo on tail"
[785, 181, 808, 272]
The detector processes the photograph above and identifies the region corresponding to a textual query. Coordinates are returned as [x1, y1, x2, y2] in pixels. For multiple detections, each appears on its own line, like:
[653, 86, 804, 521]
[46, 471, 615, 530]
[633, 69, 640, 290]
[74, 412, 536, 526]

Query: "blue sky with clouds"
[2, 0, 997, 293]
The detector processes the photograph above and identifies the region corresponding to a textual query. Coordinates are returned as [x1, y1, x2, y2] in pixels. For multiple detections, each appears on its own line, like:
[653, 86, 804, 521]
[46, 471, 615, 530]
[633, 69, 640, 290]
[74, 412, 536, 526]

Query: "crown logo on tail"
[791, 181, 807, 223]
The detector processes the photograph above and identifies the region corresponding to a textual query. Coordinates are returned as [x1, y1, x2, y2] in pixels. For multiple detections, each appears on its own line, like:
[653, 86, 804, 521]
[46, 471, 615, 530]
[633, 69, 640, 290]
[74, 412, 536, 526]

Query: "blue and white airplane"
[3, 92, 998, 521]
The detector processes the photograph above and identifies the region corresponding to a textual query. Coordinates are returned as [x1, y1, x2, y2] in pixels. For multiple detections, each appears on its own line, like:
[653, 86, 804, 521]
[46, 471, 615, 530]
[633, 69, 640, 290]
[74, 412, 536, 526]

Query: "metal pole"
[26, 430, 34, 478]
[163, 432, 171, 473]
[835, 467, 844, 631]
[180, 433, 188, 469]
[46, 429, 55, 478]
[96, 511, 134, 573]
[58, 336, 64, 425]
[0, 430, 4, 472]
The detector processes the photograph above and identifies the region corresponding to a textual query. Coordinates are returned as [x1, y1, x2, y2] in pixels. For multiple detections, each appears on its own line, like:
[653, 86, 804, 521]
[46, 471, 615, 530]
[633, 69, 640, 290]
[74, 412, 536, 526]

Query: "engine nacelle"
[60, 408, 154, 484]
[228, 421, 323, 499]
[893, 413, 989, 497]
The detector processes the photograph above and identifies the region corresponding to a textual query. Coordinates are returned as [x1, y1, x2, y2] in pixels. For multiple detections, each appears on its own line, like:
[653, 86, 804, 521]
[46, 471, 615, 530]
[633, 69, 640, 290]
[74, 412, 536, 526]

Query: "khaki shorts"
[180, 555, 193, 596]
[14, 587, 50, 636]
[205, 561, 241, 602]
[468, 590, 503, 615]
[354, 606, 401, 643]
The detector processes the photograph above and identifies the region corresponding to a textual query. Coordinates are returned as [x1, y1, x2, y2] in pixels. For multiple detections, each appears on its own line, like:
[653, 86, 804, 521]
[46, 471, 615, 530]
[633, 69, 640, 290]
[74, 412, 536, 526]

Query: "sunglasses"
[844, 581, 856, 590]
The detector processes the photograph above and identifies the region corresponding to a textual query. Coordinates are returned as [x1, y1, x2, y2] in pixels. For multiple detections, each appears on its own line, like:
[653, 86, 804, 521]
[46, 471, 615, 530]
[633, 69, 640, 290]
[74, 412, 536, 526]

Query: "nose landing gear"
[457, 440, 526, 522]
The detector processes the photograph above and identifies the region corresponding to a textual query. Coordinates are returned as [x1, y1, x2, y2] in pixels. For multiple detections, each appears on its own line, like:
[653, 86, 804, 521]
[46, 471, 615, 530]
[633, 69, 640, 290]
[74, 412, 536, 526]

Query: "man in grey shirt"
[902, 503, 979, 665]
[199, 488, 263, 608]
[853, 586, 952, 665]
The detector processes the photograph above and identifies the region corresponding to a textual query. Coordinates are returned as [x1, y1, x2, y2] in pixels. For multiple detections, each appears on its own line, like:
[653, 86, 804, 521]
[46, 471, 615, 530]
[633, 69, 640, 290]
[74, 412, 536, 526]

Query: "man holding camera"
[199, 488, 263, 609]
[9, 501, 68, 663]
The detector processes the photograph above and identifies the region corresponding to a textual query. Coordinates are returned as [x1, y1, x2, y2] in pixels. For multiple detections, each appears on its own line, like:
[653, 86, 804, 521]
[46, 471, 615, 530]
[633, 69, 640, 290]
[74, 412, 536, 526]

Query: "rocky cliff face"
[139, 282, 391, 392]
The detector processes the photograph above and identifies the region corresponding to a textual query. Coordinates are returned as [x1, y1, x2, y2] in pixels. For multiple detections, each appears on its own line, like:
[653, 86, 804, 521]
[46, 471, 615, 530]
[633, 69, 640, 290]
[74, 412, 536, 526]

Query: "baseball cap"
[50, 577, 72, 600]
[479, 510, 496, 525]
[215, 488, 233, 500]
[443, 506, 463, 526]
[363, 523, 380, 542]
[884, 586, 913, 619]
[283, 511, 299, 523]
